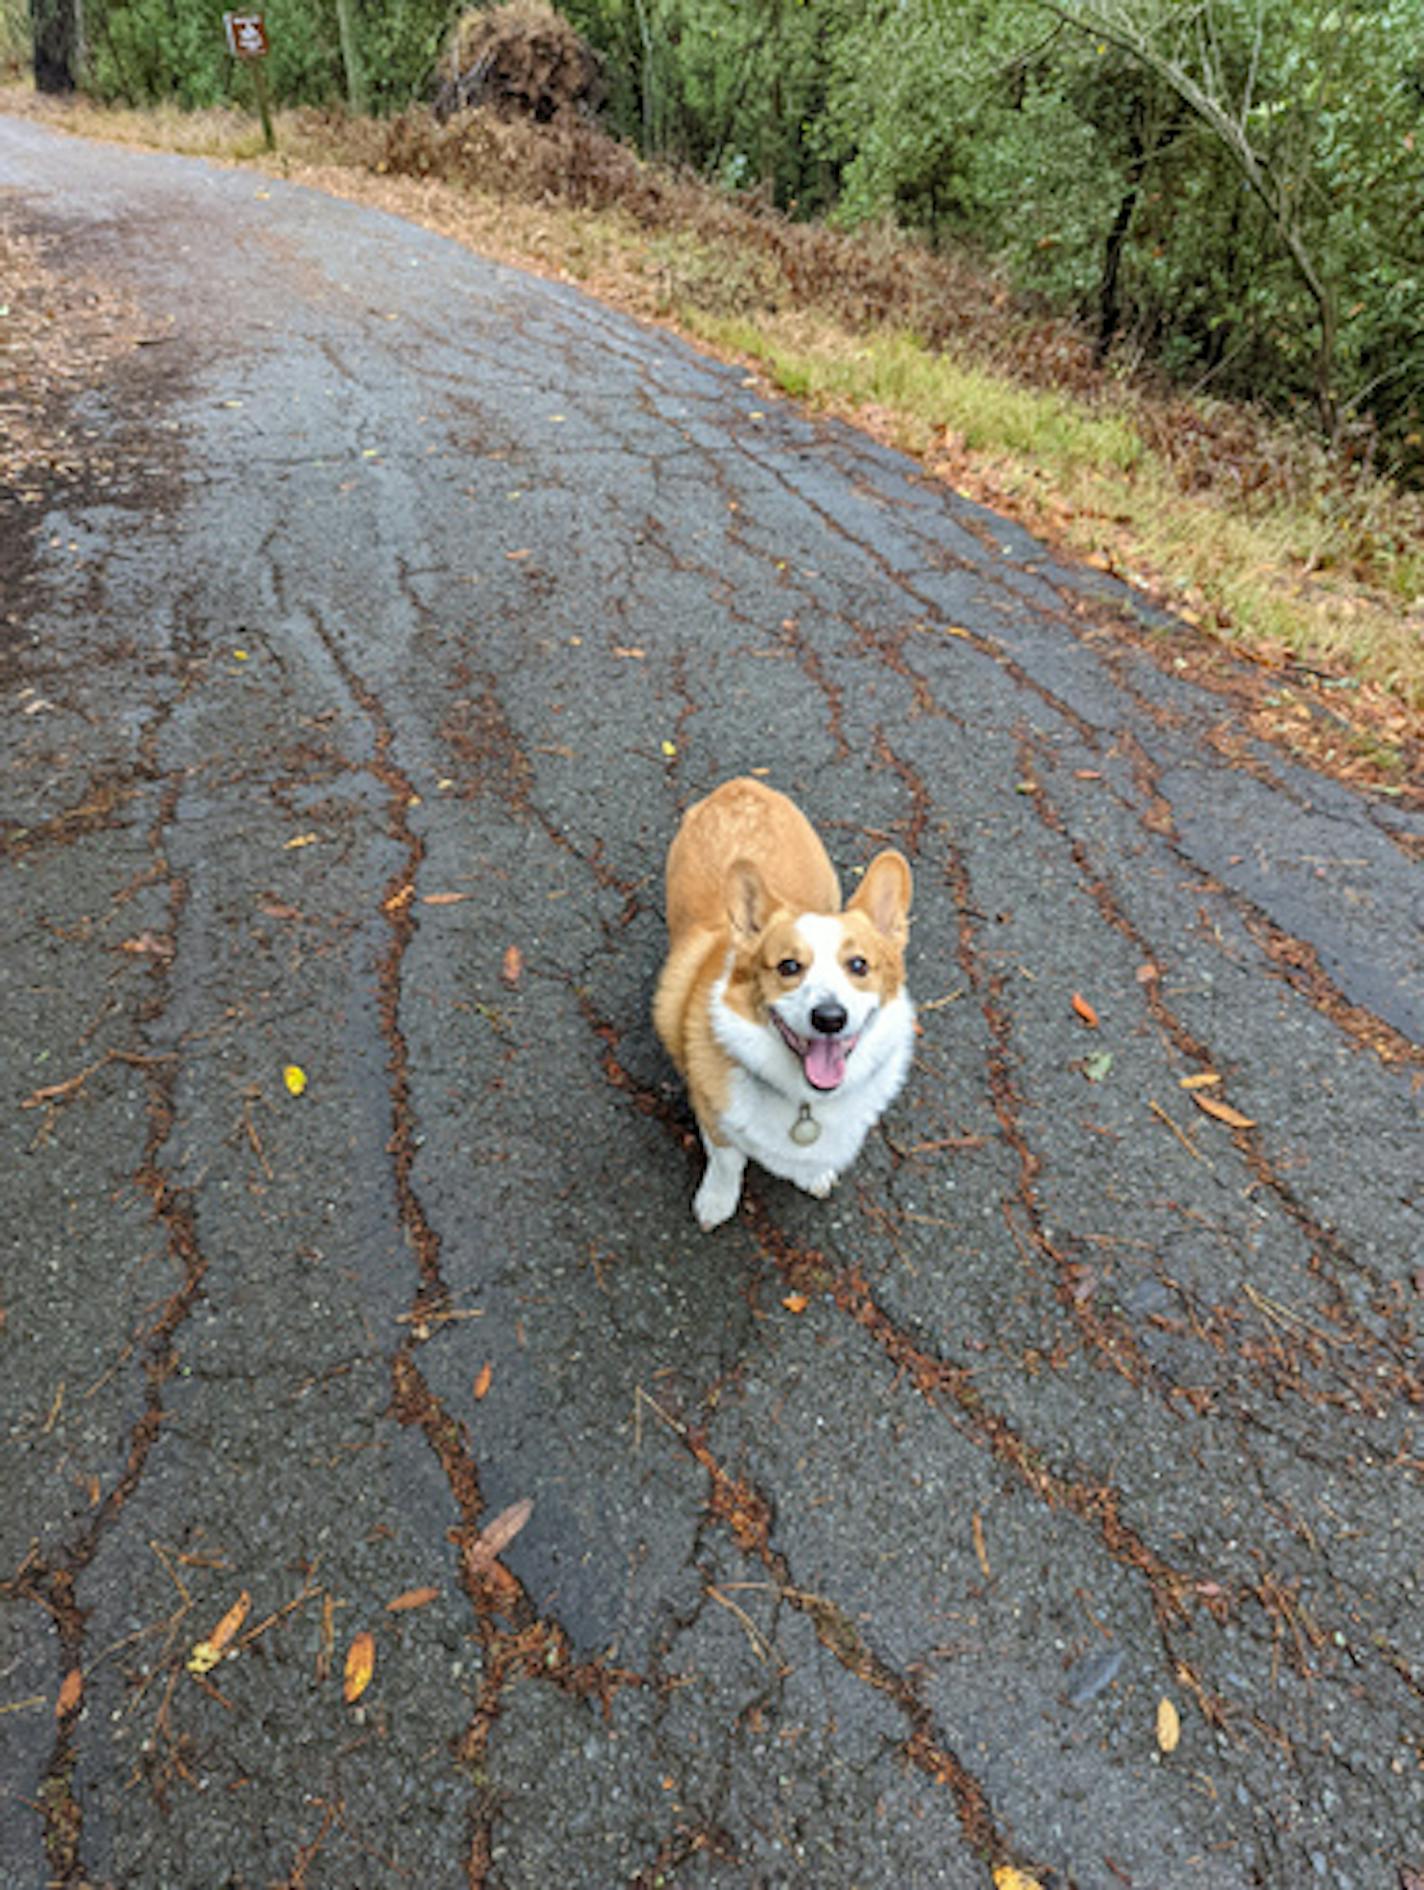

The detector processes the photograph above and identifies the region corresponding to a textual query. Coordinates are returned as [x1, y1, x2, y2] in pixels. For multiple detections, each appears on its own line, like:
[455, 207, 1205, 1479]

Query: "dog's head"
[724, 851, 913, 1091]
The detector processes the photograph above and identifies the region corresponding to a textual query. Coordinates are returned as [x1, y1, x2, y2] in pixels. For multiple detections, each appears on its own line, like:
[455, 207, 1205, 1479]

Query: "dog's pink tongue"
[804, 1036, 848, 1091]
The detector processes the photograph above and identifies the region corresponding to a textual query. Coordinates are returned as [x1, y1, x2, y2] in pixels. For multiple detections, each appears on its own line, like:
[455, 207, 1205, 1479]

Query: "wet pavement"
[2, 115, 1422, 1890]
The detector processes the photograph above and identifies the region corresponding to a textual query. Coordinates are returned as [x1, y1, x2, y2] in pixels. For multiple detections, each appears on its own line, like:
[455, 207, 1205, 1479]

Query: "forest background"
[4, 0, 1422, 760]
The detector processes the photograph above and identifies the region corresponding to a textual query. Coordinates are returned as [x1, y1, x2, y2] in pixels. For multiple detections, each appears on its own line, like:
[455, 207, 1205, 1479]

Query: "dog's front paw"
[693, 1143, 747, 1231]
[694, 1175, 741, 1231]
[803, 1168, 839, 1199]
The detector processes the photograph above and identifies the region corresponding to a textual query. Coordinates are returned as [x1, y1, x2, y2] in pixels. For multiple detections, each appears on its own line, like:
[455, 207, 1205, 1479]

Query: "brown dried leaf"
[56, 1667, 83, 1718]
[972, 1511, 990, 1579]
[386, 1585, 440, 1614]
[421, 891, 470, 906]
[1179, 1072, 1222, 1090]
[781, 1293, 809, 1314]
[343, 1630, 376, 1703]
[207, 1590, 252, 1656]
[501, 944, 524, 988]
[1191, 1093, 1256, 1129]
[464, 1498, 534, 1575]
[1071, 992, 1100, 1028]
[119, 932, 174, 958]
[472, 1361, 493, 1401]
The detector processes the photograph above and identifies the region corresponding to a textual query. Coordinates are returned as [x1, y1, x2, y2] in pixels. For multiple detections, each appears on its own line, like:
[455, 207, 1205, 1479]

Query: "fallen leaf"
[501, 945, 523, 988]
[186, 1642, 222, 1676]
[612, 645, 646, 659]
[207, 1590, 252, 1655]
[120, 932, 174, 959]
[282, 1064, 308, 1097]
[661, 740, 678, 758]
[972, 1511, 990, 1579]
[781, 1293, 809, 1314]
[1179, 1072, 1222, 1090]
[56, 1667, 83, 1718]
[1191, 1093, 1256, 1129]
[258, 899, 301, 920]
[283, 833, 318, 849]
[386, 1585, 440, 1614]
[505, 548, 532, 561]
[316, 1591, 335, 1683]
[343, 1631, 375, 1703]
[1083, 1051, 1114, 1083]
[993, 1868, 1047, 1890]
[1156, 1695, 1181, 1753]
[463, 1498, 534, 1575]
[1071, 992, 1100, 1028]
[1135, 962, 1160, 983]
[383, 883, 414, 914]
[472, 1361, 493, 1400]
[421, 891, 470, 906]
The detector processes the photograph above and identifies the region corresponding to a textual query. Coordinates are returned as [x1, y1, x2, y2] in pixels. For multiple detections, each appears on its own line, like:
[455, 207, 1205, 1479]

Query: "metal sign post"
[223, 12, 275, 151]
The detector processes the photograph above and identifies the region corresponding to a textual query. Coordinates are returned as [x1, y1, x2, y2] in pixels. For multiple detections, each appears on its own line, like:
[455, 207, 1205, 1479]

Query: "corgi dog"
[653, 777, 914, 1230]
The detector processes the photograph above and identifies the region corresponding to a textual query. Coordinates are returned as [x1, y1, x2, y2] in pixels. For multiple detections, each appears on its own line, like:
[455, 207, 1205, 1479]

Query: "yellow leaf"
[993, 1868, 1047, 1890]
[343, 1631, 375, 1703]
[283, 1064, 308, 1097]
[1156, 1695, 1181, 1753]
[283, 833, 318, 850]
[661, 740, 677, 758]
[233, 648, 249, 661]
[1179, 1072, 1222, 1090]
[1191, 1092, 1255, 1129]
[186, 1641, 221, 1676]
[781, 1293, 809, 1314]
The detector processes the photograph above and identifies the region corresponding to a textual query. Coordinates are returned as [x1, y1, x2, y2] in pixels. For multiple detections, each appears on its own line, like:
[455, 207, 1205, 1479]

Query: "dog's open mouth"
[772, 1013, 859, 1091]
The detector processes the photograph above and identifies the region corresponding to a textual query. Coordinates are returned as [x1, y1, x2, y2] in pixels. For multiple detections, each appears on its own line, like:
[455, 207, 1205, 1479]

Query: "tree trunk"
[31, 0, 81, 92]
[1095, 148, 1142, 364]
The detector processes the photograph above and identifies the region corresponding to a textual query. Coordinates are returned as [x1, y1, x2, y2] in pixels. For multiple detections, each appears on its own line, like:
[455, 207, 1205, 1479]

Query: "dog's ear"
[848, 850, 913, 947]
[724, 858, 773, 948]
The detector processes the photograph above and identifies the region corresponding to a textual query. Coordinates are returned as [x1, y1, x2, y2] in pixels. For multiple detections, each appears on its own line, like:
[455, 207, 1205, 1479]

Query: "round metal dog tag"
[790, 1105, 821, 1146]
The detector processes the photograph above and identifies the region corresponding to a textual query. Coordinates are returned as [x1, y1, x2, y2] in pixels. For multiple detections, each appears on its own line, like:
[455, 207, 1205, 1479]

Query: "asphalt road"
[2, 115, 1422, 1890]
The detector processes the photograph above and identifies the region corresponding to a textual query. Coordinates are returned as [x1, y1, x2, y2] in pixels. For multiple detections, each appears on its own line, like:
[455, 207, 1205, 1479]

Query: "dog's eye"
[846, 955, 870, 978]
[776, 958, 803, 979]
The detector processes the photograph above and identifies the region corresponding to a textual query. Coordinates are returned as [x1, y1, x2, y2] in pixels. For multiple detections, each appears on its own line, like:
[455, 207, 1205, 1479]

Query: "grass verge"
[3, 84, 1420, 780]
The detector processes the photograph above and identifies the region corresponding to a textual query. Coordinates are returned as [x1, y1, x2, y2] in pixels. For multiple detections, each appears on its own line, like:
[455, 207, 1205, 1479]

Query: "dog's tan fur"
[653, 777, 911, 1165]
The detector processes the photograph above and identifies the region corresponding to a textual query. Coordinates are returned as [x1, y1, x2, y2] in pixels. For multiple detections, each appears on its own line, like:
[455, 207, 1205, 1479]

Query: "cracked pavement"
[2, 117, 1422, 1890]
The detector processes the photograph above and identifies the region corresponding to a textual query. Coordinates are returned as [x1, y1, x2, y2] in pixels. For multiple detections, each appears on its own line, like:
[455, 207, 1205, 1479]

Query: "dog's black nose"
[810, 1002, 848, 1036]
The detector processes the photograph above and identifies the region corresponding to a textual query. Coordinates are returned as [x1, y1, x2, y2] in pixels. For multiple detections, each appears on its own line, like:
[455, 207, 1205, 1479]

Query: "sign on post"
[222, 12, 275, 151]
[223, 12, 269, 59]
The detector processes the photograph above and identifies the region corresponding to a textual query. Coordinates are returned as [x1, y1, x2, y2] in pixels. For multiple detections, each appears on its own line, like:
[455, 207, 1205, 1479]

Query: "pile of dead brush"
[433, 0, 603, 124]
